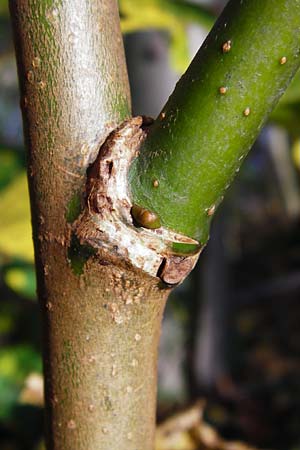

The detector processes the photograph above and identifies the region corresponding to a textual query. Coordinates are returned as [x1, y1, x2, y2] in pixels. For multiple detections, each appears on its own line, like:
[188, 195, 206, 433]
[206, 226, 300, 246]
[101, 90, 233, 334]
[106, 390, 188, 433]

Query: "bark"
[129, 0, 300, 243]
[9, 1, 170, 449]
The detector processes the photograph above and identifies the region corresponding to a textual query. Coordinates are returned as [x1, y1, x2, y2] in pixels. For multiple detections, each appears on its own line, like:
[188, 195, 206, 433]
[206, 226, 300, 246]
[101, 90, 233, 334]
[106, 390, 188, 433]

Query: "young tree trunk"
[9, 1, 170, 449]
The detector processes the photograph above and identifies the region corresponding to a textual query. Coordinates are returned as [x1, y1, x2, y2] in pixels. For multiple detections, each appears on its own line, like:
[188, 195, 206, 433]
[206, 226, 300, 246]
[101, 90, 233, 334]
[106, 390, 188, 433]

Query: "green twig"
[129, 0, 300, 244]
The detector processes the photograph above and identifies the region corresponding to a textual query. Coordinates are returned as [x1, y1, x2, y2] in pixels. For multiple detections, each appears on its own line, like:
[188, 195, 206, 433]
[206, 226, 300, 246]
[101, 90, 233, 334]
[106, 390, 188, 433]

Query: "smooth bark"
[10, 1, 168, 449]
[130, 0, 300, 243]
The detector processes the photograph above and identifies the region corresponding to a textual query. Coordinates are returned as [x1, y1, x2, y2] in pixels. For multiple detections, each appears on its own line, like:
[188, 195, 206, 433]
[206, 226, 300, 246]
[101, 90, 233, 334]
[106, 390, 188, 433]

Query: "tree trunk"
[9, 1, 170, 449]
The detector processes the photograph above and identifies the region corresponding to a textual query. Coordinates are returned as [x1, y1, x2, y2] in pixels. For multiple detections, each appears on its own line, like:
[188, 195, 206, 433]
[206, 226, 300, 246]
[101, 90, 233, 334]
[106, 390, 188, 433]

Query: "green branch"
[129, 0, 300, 244]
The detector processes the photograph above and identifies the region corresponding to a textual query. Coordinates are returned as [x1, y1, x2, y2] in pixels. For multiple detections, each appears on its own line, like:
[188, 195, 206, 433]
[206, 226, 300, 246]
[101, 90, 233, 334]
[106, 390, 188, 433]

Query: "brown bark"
[9, 0, 170, 449]
[42, 258, 168, 449]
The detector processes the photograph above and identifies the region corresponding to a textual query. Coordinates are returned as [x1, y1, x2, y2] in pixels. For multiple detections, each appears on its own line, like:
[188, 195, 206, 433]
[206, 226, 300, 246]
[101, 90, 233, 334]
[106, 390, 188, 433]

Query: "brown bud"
[131, 205, 161, 229]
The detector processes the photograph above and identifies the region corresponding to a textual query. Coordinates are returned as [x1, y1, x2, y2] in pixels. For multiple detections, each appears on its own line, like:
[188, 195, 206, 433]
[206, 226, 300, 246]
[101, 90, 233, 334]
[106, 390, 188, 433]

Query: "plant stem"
[9, 1, 168, 449]
[129, 0, 300, 243]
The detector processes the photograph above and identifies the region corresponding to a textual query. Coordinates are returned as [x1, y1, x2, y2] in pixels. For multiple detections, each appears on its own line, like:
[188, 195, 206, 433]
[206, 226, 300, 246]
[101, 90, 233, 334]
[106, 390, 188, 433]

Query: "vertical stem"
[43, 260, 168, 449]
[10, 1, 169, 449]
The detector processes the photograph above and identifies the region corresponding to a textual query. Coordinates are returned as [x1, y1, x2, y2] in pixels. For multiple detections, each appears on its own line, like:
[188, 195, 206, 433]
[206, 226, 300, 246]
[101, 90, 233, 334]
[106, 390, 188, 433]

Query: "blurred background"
[1, 0, 300, 449]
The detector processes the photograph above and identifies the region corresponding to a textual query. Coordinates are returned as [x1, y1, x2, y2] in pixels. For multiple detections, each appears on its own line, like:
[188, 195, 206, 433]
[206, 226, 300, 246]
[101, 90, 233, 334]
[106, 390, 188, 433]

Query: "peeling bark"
[76, 116, 202, 285]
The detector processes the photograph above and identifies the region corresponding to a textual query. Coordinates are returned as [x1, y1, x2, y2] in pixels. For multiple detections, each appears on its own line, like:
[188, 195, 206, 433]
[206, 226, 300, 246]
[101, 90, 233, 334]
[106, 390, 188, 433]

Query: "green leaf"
[0, 345, 41, 383]
[0, 345, 42, 420]
[0, 148, 23, 191]
[0, 0, 8, 17]
[3, 265, 36, 300]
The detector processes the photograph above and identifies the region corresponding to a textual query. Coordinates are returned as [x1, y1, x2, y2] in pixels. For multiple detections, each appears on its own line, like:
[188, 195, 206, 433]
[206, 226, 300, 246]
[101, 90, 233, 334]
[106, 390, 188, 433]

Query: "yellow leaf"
[292, 138, 300, 170]
[4, 268, 28, 291]
[0, 172, 34, 262]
